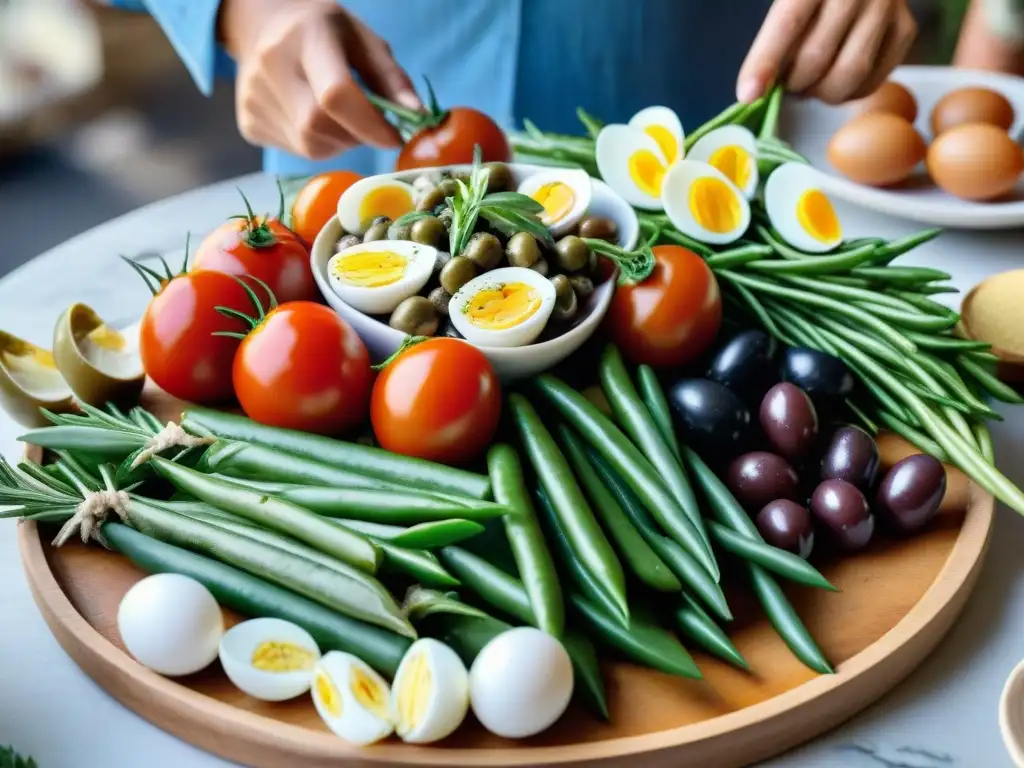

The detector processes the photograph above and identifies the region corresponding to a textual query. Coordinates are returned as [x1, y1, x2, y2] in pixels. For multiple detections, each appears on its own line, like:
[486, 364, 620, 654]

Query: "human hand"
[218, 0, 421, 159]
[737, 0, 918, 105]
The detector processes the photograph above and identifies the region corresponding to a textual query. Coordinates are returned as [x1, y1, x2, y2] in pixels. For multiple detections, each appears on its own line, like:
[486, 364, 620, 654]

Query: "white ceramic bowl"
[311, 163, 639, 380]
[1000, 658, 1024, 766]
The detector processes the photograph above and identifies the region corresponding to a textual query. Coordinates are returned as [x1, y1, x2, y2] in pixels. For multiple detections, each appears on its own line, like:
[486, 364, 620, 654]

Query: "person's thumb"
[348, 18, 422, 110]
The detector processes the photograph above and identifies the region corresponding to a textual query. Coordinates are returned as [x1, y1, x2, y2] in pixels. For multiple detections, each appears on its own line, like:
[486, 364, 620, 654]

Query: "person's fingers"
[848, 6, 917, 100]
[784, 1, 861, 94]
[278, 76, 360, 159]
[302, 19, 402, 149]
[347, 15, 421, 110]
[811, 0, 895, 104]
[737, 0, 822, 102]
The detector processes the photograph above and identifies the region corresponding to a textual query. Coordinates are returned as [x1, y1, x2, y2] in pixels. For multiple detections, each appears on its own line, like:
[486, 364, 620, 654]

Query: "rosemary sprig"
[447, 146, 491, 256]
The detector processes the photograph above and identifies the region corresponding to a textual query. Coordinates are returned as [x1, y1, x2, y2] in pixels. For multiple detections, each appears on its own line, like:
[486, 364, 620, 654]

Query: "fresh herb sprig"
[447, 146, 492, 257]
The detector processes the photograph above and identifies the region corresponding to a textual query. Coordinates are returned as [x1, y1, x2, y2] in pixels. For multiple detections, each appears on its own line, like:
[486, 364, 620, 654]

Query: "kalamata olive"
[440, 256, 477, 294]
[727, 451, 800, 510]
[363, 220, 390, 243]
[707, 329, 777, 396]
[875, 454, 946, 533]
[810, 479, 874, 551]
[387, 219, 412, 241]
[821, 425, 879, 490]
[568, 275, 594, 300]
[410, 216, 446, 248]
[667, 378, 751, 455]
[464, 232, 503, 271]
[389, 296, 438, 337]
[334, 234, 361, 253]
[506, 232, 541, 268]
[756, 500, 815, 559]
[550, 276, 578, 322]
[781, 347, 855, 400]
[553, 236, 590, 272]
[577, 216, 618, 242]
[760, 382, 819, 461]
[529, 257, 550, 277]
[485, 163, 514, 193]
[428, 286, 452, 316]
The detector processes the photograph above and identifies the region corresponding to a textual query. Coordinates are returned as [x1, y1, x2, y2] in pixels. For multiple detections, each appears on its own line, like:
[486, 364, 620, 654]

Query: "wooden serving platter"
[18, 389, 993, 768]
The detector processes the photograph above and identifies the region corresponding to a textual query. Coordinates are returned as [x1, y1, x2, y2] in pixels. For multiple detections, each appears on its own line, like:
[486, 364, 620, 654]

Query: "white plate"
[780, 65, 1024, 229]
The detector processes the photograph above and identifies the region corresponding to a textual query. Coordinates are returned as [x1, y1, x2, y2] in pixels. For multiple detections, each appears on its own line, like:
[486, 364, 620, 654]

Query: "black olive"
[334, 234, 361, 253]
[667, 378, 751, 456]
[707, 329, 777, 397]
[727, 451, 800, 511]
[821, 425, 879, 491]
[810, 479, 874, 551]
[780, 347, 855, 400]
[577, 216, 618, 242]
[875, 454, 946, 533]
[756, 500, 814, 559]
[760, 382, 819, 461]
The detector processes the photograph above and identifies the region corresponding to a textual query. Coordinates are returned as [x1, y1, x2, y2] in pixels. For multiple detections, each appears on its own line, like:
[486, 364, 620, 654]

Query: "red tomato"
[396, 108, 511, 171]
[139, 270, 253, 403]
[233, 302, 372, 434]
[371, 339, 501, 464]
[291, 170, 363, 248]
[606, 245, 722, 368]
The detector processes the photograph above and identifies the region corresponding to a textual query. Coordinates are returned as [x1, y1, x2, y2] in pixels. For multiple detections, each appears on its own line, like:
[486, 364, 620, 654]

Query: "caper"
[440, 256, 477, 294]
[553, 236, 590, 272]
[334, 234, 361, 253]
[387, 219, 412, 241]
[529, 256, 550, 277]
[552, 284, 579, 323]
[363, 221, 390, 243]
[464, 232, 503, 271]
[416, 185, 447, 212]
[389, 296, 438, 337]
[428, 286, 452, 316]
[410, 216, 445, 248]
[485, 163, 514, 193]
[438, 208, 454, 232]
[577, 216, 618, 242]
[568, 275, 595, 300]
[550, 274, 573, 303]
[505, 231, 540, 268]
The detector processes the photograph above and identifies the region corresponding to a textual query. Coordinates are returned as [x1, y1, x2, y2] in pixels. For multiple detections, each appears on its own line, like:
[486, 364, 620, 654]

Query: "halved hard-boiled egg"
[311, 651, 393, 746]
[327, 240, 437, 315]
[448, 267, 557, 348]
[628, 106, 685, 168]
[662, 160, 751, 245]
[764, 162, 843, 253]
[516, 169, 592, 237]
[337, 177, 416, 235]
[687, 125, 759, 199]
[390, 638, 469, 744]
[0, 330, 74, 427]
[52, 304, 144, 407]
[219, 618, 321, 702]
[596, 106, 685, 211]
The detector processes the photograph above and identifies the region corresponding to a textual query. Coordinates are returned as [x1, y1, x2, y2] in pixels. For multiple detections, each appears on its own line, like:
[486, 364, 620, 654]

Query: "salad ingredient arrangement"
[0, 331, 73, 427]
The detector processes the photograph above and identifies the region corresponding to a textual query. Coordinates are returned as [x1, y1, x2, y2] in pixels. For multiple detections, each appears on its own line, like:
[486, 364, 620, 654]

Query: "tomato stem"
[121, 256, 161, 296]
[181, 232, 192, 275]
[235, 188, 279, 250]
[364, 75, 447, 139]
[372, 335, 429, 371]
[583, 238, 656, 285]
[275, 178, 286, 222]
[211, 275, 280, 341]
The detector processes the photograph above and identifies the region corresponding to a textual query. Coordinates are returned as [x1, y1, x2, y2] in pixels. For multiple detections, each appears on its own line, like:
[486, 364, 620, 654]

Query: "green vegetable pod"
[748, 563, 832, 675]
[372, 540, 460, 589]
[672, 593, 748, 671]
[331, 518, 485, 549]
[708, 521, 836, 592]
[18, 425, 145, 458]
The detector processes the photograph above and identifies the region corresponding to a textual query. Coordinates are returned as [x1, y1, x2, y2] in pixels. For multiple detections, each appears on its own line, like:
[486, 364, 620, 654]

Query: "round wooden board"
[18, 388, 994, 768]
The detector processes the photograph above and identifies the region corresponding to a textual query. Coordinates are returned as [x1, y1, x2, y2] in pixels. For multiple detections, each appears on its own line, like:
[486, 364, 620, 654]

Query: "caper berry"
[410, 216, 445, 248]
[552, 284, 579, 323]
[553, 236, 590, 272]
[485, 163, 514, 193]
[428, 286, 452, 316]
[389, 296, 438, 337]
[387, 220, 412, 241]
[334, 234, 361, 253]
[568, 275, 595, 300]
[464, 232, 503, 271]
[363, 221, 390, 243]
[577, 216, 618, 242]
[550, 274, 573, 302]
[505, 231, 541, 268]
[440, 256, 477, 294]
[529, 256, 550, 277]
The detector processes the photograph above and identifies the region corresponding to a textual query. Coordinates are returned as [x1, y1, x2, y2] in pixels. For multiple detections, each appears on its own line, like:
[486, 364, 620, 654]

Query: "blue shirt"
[116, 1, 770, 175]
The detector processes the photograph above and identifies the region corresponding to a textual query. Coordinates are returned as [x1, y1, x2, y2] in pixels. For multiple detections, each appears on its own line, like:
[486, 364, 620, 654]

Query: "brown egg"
[926, 122, 1023, 201]
[853, 81, 918, 123]
[827, 112, 927, 187]
[930, 87, 1015, 136]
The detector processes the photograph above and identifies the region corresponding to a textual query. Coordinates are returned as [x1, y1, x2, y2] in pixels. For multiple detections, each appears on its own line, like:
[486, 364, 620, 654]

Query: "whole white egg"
[448, 267, 557, 348]
[390, 638, 470, 744]
[327, 239, 438, 315]
[117, 573, 223, 677]
[516, 169, 592, 237]
[595, 124, 671, 211]
[337, 177, 417, 235]
[687, 125, 760, 200]
[311, 651, 393, 746]
[469, 627, 574, 739]
[219, 618, 321, 702]
[662, 159, 751, 245]
[764, 162, 844, 253]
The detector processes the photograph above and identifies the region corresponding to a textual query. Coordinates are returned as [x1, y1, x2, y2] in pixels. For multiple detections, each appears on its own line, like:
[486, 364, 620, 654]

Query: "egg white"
[390, 638, 469, 744]
[596, 124, 671, 211]
[764, 162, 843, 253]
[628, 106, 686, 167]
[687, 125, 760, 200]
[219, 618, 320, 702]
[516, 169, 592, 237]
[337, 177, 417, 235]
[328, 240, 437, 315]
[662, 160, 751, 245]
[448, 266, 556, 348]
[311, 651, 393, 747]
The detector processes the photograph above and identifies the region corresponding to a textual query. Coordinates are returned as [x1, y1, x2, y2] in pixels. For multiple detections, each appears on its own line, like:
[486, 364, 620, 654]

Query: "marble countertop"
[1, 174, 1022, 768]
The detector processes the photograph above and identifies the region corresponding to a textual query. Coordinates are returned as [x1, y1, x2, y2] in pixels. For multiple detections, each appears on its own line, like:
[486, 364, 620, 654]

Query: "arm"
[954, 0, 1024, 74]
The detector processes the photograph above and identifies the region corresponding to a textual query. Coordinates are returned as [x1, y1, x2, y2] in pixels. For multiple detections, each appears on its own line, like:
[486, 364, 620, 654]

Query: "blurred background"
[0, 0, 970, 279]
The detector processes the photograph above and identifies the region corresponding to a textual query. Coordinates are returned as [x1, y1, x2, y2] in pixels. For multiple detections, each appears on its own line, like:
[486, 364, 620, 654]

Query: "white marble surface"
[1, 174, 1022, 767]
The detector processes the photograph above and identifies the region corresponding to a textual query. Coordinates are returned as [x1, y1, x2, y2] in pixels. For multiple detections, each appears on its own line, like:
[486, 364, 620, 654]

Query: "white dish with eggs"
[311, 163, 639, 381]
[780, 65, 1024, 229]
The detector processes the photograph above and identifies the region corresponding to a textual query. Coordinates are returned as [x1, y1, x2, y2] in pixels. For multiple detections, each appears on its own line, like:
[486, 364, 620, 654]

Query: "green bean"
[875, 412, 949, 462]
[661, 228, 714, 257]
[439, 547, 533, 622]
[17, 426, 145, 457]
[843, 237, 886, 249]
[727, 281, 793, 344]
[331, 518, 485, 548]
[748, 563, 833, 674]
[636, 365, 680, 461]
[758, 85, 785, 140]
[747, 242, 880, 274]
[558, 425, 681, 592]
[373, 542, 459, 589]
[780, 274, 931, 313]
[910, 355, 1000, 419]
[672, 593, 749, 670]
[957, 355, 1024, 404]
[964, 349, 1001, 364]
[706, 244, 774, 268]
[844, 399, 878, 434]
[899, 377, 978, 416]
[851, 302, 959, 333]
[975, 423, 995, 464]
[488, 443, 564, 638]
[532, 375, 718, 579]
[872, 228, 942, 261]
[823, 275, 873, 288]
[755, 225, 815, 261]
[903, 331, 992, 353]
[917, 285, 961, 295]
[886, 293, 958, 317]
[150, 458, 380, 573]
[679, 445, 758, 538]
[687, 100, 752, 150]
[708, 521, 836, 591]
[850, 266, 952, 285]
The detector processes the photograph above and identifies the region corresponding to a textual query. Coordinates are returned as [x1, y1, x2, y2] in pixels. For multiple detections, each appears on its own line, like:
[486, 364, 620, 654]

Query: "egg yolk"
[531, 182, 575, 224]
[708, 145, 752, 191]
[316, 671, 343, 718]
[2, 346, 57, 371]
[688, 177, 742, 234]
[463, 282, 541, 330]
[644, 124, 679, 165]
[628, 150, 666, 197]
[358, 185, 413, 229]
[397, 652, 432, 732]
[86, 324, 126, 351]
[349, 665, 389, 719]
[251, 641, 317, 673]
[797, 189, 841, 243]
[334, 250, 407, 287]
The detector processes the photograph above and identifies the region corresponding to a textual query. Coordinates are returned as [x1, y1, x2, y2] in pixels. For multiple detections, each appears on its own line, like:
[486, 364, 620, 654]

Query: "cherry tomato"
[233, 302, 372, 434]
[397, 108, 511, 171]
[605, 245, 722, 368]
[371, 338, 501, 464]
[138, 270, 253, 403]
[291, 170, 363, 248]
